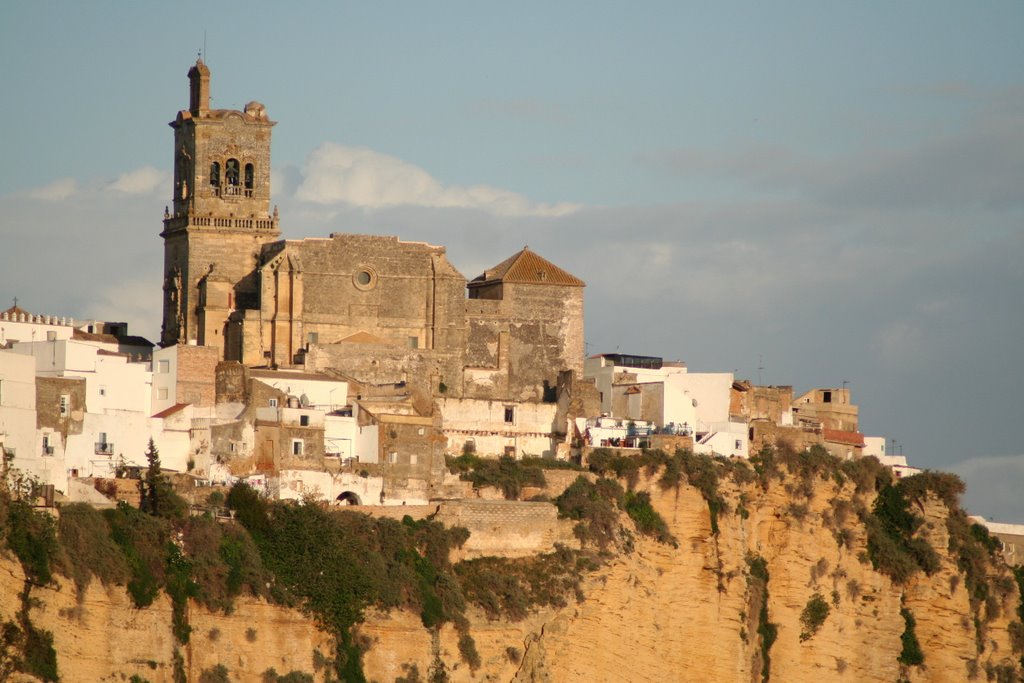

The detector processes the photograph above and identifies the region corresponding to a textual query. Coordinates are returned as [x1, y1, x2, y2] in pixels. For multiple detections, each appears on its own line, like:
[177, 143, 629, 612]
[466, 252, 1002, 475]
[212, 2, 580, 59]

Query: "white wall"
[277, 469, 384, 505]
[694, 420, 748, 458]
[0, 351, 39, 479]
[325, 414, 356, 459]
[250, 371, 349, 410]
[0, 316, 75, 346]
[151, 345, 178, 414]
[863, 436, 887, 459]
[672, 372, 733, 429]
[438, 397, 559, 458]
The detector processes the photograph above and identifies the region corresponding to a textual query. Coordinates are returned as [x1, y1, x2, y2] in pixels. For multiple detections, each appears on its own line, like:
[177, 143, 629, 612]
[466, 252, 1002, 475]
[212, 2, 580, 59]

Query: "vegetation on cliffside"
[2, 443, 1023, 681]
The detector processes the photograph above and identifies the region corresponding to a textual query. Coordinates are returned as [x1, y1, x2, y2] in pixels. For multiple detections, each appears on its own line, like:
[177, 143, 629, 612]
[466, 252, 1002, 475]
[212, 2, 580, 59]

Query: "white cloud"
[27, 178, 78, 201]
[294, 143, 578, 217]
[83, 277, 163, 342]
[107, 166, 168, 195]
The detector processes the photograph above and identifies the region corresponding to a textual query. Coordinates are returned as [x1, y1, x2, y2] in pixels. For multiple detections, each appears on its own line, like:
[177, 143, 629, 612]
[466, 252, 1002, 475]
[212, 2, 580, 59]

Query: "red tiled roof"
[470, 247, 584, 287]
[2, 304, 32, 318]
[153, 403, 189, 419]
[823, 429, 865, 447]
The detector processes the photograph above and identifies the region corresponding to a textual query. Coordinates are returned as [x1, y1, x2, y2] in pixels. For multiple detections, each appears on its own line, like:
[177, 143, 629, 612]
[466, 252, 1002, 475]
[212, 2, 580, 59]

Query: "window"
[99, 386, 107, 397]
[300, 415, 310, 427]
[823, 391, 832, 403]
[59, 395, 70, 417]
[504, 446, 516, 458]
[307, 331, 318, 346]
[292, 439, 304, 456]
[226, 158, 240, 185]
[352, 266, 378, 291]
[388, 451, 398, 464]
[409, 454, 418, 465]
[735, 439, 742, 450]
[98, 432, 108, 445]
[158, 360, 169, 374]
[269, 398, 278, 408]
[210, 161, 220, 187]
[229, 442, 236, 452]
[504, 406, 515, 424]
[244, 163, 254, 189]
[408, 336, 418, 349]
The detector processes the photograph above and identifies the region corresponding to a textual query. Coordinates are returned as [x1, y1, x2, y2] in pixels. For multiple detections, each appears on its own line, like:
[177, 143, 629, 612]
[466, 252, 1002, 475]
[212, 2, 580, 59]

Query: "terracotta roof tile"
[1, 304, 32, 318]
[470, 247, 584, 287]
[153, 403, 189, 419]
[823, 429, 865, 447]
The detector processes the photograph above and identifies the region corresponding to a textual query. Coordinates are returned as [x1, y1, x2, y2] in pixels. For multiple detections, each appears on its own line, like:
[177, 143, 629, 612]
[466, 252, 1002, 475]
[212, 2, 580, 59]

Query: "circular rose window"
[353, 266, 377, 290]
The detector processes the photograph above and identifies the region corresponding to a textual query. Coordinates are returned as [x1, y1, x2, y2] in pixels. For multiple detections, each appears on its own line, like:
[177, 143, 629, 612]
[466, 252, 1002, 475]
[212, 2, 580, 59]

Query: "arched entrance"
[336, 491, 362, 506]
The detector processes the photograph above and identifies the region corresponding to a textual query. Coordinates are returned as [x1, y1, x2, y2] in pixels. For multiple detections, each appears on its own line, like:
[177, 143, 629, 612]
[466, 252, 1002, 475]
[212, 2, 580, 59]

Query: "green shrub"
[198, 664, 231, 683]
[226, 489, 471, 679]
[899, 607, 924, 665]
[556, 476, 623, 549]
[623, 490, 676, 546]
[21, 620, 58, 682]
[864, 480, 939, 584]
[799, 593, 830, 641]
[456, 546, 585, 621]
[745, 553, 776, 681]
[106, 503, 170, 608]
[445, 454, 546, 499]
[56, 503, 131, 595]
[5, 499, 59, 585]
[138, 439, 188, 521]
[897, 470, 965, 510]
[165, 542, 198, 644]
[262, 669, 314, 683]
[457, 633, 481, 670]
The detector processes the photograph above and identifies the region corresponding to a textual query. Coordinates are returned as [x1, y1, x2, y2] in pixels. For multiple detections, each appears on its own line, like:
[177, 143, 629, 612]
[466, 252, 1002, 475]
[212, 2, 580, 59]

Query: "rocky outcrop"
[2, 465, 1021, 682]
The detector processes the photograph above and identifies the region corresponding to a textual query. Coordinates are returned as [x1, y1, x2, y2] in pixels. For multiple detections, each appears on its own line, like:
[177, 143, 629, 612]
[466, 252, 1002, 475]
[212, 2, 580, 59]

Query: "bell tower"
[160, 59, 280, 354]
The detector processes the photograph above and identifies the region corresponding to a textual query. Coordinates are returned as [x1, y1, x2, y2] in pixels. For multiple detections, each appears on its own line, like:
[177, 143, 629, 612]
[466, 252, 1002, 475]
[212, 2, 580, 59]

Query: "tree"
[138, 439, 185, 519]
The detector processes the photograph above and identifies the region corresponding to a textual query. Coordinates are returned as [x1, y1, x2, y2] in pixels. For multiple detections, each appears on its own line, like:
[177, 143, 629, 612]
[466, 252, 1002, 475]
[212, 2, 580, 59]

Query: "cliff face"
[2, 468, 1021, 683]
[356, 473, 1021, 683]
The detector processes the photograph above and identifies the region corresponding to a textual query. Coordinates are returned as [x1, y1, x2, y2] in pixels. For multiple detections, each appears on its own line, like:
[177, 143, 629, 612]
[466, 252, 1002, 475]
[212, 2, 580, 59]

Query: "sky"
[1, 2, 1022, 520]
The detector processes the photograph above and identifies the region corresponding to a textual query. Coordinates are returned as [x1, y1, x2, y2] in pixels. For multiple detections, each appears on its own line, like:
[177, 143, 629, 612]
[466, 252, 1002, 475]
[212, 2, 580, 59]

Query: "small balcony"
[42, 446, 55, 456]
[95, 442, 114, 455]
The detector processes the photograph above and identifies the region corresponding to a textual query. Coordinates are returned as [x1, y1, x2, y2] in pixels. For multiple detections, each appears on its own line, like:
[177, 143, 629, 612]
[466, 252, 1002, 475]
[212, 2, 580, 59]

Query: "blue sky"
[2, 2, 1022, 520]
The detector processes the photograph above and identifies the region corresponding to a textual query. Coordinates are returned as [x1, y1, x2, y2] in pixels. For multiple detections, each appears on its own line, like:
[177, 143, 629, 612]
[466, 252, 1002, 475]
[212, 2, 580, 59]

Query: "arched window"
[210, 161, 220, 187]
[226, 158, 240, 186]
[244, 163, 254, 190]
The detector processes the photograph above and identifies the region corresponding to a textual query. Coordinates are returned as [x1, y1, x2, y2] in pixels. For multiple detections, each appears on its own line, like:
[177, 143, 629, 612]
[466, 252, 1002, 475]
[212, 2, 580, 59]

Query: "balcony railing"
[95, 442, 114, 455]
[42, 446, 55, 456]
[213, 184, 255, 199]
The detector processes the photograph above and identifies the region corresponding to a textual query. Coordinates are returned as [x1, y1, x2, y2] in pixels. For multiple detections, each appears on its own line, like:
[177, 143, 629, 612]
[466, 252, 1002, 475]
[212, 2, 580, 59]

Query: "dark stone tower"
[160, 59, 279, 356]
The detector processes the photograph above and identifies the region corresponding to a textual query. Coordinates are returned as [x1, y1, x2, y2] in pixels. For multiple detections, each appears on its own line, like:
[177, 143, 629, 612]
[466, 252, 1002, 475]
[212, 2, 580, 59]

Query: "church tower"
[160, 59, 280, 355]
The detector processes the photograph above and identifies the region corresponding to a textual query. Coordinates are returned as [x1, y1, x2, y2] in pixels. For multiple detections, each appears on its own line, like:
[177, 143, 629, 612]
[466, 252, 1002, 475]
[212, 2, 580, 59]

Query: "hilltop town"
[2, 59, 1020, 559]
[0, 60, 1023, 683]
[0, 61, 902, 498]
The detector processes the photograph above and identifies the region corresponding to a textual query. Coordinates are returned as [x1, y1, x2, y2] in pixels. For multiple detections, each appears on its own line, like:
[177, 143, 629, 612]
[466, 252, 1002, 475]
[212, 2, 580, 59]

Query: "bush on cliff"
[445, 454, 548, 499]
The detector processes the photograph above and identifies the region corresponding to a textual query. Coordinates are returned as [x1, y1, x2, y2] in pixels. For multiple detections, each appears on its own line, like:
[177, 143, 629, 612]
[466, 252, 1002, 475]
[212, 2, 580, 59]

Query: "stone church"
[161, 60, 585, 404]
